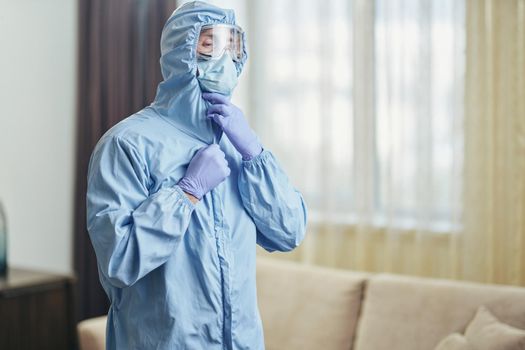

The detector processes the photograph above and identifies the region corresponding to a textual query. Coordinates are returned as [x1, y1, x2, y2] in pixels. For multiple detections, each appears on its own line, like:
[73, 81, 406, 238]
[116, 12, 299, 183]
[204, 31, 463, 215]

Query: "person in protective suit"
[86, 1, 308, 349]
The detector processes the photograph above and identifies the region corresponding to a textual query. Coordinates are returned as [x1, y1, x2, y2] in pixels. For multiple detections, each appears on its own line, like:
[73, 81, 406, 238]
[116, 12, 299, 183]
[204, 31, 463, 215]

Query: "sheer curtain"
[248, 0, 525, 286]
[248, 0, 465, 277]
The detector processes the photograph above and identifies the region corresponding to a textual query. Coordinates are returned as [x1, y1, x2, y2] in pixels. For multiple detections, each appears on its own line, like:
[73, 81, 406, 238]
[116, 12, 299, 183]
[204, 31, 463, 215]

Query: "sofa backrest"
[353, 274, 525, 350]
[256, 257, 368, 350]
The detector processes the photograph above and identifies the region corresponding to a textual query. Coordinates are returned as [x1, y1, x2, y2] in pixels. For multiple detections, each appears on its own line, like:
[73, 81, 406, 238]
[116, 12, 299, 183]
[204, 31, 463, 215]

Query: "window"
[187, 0, 465, 233]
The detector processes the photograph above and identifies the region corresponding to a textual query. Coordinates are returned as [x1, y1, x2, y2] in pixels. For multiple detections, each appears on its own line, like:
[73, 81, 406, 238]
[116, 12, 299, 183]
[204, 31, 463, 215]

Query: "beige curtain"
[257, 0, 525, 287]
[462, 0, 525, 286]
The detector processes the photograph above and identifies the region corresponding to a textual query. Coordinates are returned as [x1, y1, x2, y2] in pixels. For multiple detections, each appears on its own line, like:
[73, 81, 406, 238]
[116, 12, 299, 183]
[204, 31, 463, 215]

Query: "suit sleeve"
[237, 149, 308, 252]
[86, 136, 195, 288]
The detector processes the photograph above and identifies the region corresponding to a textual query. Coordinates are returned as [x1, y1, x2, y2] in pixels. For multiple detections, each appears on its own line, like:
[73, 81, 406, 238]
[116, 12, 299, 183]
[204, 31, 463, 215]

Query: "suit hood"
[151, 1, 248, 144]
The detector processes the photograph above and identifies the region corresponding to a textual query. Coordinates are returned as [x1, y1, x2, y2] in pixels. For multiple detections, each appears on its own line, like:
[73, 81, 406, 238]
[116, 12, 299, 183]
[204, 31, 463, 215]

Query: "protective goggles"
[196, 24, 244, 62]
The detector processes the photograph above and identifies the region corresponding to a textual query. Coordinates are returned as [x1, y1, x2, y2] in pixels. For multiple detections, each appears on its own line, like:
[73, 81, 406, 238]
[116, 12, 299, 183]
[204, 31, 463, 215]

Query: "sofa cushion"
[434, 306, 525, 350]
[256, 257, 368, 350]
[353, 274, 525, 350]
[465, 306, 525, 349]
[434, 333, 472, 350]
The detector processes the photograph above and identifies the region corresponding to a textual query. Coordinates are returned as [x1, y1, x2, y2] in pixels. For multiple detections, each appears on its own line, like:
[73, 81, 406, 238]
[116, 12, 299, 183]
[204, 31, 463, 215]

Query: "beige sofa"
[77, 257, 525, 350]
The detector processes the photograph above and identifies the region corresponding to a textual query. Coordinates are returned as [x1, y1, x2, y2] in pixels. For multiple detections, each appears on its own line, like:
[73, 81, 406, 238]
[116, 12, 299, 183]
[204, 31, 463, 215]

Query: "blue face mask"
[196, 52, 239, 95]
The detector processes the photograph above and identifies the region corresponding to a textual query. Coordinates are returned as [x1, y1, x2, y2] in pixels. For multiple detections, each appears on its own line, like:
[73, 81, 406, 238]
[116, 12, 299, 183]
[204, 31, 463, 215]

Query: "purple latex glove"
[178, 144, 231, 200]
[203, 92, 263, 161]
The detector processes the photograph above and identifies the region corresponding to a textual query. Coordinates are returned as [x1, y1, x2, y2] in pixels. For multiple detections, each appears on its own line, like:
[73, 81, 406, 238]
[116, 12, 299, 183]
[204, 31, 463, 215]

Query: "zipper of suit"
[211, 181, 233, 349]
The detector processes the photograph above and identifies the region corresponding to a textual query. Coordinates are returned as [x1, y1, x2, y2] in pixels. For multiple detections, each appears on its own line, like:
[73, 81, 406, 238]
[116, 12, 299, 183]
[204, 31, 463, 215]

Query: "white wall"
[0, 0, 77, 274]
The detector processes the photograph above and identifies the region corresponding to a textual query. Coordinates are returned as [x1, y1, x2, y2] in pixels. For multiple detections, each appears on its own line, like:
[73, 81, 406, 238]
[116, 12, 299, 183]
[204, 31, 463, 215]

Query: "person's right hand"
[177, 144, 230, 200]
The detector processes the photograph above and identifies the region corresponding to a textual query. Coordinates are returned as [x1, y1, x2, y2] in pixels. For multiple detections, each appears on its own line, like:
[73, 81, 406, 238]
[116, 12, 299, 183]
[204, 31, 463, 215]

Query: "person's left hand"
[203, 92, 263, 161]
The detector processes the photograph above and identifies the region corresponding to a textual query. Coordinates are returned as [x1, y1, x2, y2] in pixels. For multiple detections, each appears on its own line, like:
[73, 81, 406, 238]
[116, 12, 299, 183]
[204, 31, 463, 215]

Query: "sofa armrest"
[77, 316, 107, 350]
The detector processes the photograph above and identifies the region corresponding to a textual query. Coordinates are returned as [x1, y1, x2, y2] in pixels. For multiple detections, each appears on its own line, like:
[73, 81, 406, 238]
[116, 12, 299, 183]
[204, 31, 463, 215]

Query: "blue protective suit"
[86, 2, 308, 349]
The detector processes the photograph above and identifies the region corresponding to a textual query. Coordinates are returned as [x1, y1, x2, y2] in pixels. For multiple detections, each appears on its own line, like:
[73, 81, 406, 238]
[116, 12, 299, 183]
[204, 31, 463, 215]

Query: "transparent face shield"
[196, 24, 244, 62]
